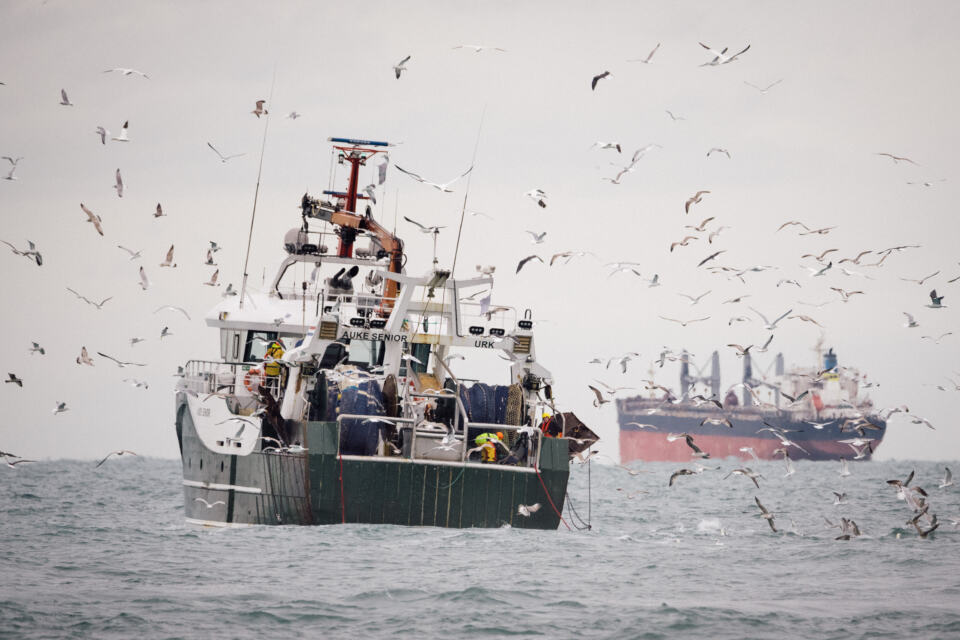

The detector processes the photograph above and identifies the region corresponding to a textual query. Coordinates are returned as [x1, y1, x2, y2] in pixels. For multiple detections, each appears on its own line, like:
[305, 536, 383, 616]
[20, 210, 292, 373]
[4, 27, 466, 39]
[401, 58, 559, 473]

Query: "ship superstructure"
[175, 137, 596, 528]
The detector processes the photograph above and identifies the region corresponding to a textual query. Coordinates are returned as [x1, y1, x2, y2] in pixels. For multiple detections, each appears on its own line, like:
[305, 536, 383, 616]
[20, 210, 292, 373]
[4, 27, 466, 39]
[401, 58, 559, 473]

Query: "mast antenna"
[450, 105, 486, 276]
[239, 66, 277, 310]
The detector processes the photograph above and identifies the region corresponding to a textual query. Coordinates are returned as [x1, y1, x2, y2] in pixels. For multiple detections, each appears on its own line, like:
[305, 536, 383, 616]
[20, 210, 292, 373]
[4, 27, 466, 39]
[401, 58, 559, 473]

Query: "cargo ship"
[617, 343, 886, 463]
[174, 136, 597, 529]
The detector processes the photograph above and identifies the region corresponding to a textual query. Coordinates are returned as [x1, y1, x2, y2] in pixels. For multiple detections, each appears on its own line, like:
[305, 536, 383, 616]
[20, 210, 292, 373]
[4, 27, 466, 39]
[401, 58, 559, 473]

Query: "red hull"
[619, 430, 856, 463]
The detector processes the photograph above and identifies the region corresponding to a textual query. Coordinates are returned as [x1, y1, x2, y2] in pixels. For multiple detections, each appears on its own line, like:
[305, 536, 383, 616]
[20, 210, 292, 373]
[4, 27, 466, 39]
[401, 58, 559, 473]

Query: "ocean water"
[1, 458, 958, 639]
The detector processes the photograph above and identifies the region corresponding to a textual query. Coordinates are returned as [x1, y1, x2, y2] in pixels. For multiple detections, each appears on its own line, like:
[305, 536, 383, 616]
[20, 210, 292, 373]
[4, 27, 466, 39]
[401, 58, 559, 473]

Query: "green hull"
[178, 403, 570, 529]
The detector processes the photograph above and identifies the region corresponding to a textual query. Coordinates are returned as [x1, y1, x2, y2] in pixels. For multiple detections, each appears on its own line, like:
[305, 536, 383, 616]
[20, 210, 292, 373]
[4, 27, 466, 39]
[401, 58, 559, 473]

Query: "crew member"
[263, 341, 285, 387]
[474, 431, 504, 463]
[539, 412, 562, 438]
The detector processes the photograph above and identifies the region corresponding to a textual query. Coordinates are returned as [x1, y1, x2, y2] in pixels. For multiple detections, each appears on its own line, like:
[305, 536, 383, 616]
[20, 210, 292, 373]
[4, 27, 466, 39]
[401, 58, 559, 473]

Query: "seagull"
[223, 283, 237, 297]
[59, 88, 73, 106]
[628, 42, 660, 63]
[659, 316, 710, 327]
[743, 79, 783, 94]
[524, 188, 548, 208]
[159, 245, 177, 267]
[754, 496, 778, 532]
[667, 433, 709, 459]
[129, 337, 145, 347]
[361, 183, 377, 205]
[154, 305, 191, 320]
[588, 385, 610, 407]
[591, 142, 622, 153]
[749, 306, 792, 330]
[678, 290, 711, 305]
[402, 216, 445, 234]
[707, 147, 731, 158]
[194, 498, 227, 508]
[97, 352, 146, 368]
[205, 249, 216, 266]
[108, 169, 123, 198]
[700, 43, 751, 66]
[516, 255, 543, 274]
[525, 230, 547, 244]
[517, 503, 541, 517]
[395, 165, 472, 193]
[724, 468, 762, 488]
[78, 203, 104, 236]
[685, 217, 716, 233]
[4, 459, 35, 469]
[700, 416, 733, 428]
[2, 156, 22, 181]
[286, 111, 301, 119]
[29, 342, 45, 355]
[207, 142, 245, 163]
[927, 289, 946, 309]
[832, 491, 848, 505]
[685, 190, 710, 214]
[76, 346, 94, 366]
[95, 450, 138, 467]
[251, 99, 268, 118]
[921, 332, 953, 345]
[707, 226, 730, 244]
[940, 467, 953, 488]
[66, 287, 112, 309]
[670, 236, 697, 252]
[697, 250, 726, 268]
[876, 152, 918, 165]
[668, 468, 696, 486]
[393, 55, 411, 79]
[52, 401, 68, 414]
[799, 226, 838, 236]
[625, 422, 659, 430]
[103, 67, 149, 78]
[117, 245, 141, 260]
[138, 266, 150, 290]
[160, 326, 172, 339]
[203, 269, 220, 287]
[906, 179, 946, 187]
[5, 373, 23, 387]
[94, 126, 109, 144]
[740, 446, 760, 463]
[830, 287, 865, 303]
[111, 121, 130, 142]
[591, 71, 611, 90]
[839, 457, 851, 477]
[665, 109, 686, 121]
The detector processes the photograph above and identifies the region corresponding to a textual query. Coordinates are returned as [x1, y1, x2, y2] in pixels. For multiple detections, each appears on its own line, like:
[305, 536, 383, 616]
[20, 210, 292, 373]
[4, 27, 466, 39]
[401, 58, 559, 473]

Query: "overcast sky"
[1, 0, 958, 462]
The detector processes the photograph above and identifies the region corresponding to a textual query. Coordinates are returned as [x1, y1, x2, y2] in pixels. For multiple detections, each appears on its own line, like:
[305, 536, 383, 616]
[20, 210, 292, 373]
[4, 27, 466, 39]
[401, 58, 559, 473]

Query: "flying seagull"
[59, 88, 73, 106]
[159, 245, 177, 267]
[750, 306, 792, 330]
[754, 496, 778, 532]
[112, 121, 130, 143]
[591, 71, 611, 90]
[453, 45, 506, 53]
[524, 188, 547, 208]
[97, 352, 146, 368]
[516, 255, 544, 274]
[875, 152, 918, 166]
[685, 190, 710, 214]
[117, 245, 141, 260]
[154, 305, 191, 320]
[95, 126, 109, 144]
[76, 346, 94, 366]
[251, 100, 268, 118]
[707, 147, 731, 158]
[2, 156, 22, 181]
[517, 503, 541, 517]
[743, 79, 783, 94]
[66, 287, 112, 309]
[395, 165, 472, 192]
[103, 67, 149, 78]
[113, 169, 123, 197]
[393, 55, 411, 79]
[95, 450, 138, 467]
[699, 42, 751, 66]
[628, 43, 660, 64]
[403, 216, 445, 234]
[138, 266, 150, 290]
[80, 203, 104, 236]
[207, 142, 245, 163]
[5, 373, 23, 387]
[659, 316, 710, 327]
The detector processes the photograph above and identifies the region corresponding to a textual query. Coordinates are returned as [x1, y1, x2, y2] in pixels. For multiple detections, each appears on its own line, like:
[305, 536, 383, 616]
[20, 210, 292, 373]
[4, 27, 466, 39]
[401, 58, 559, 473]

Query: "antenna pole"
[239, 67, 277, 310]
[450, 105, 486, 277]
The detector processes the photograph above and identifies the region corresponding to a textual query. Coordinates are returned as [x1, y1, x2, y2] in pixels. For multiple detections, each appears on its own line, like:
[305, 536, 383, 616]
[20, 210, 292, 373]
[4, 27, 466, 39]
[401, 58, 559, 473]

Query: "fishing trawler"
[618, 343, 886, 462]
[175, 137, 597, 529]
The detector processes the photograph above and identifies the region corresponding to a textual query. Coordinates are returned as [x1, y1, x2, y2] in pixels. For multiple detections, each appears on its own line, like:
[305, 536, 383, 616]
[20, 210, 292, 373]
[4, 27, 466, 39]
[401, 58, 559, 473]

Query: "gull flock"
[1, 42, 957, 538]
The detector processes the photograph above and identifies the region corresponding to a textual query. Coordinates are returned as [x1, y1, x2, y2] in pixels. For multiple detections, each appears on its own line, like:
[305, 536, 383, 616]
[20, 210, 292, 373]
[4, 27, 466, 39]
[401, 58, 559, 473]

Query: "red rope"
[338, 449, 346, 524]
[535, 467, 571, 531]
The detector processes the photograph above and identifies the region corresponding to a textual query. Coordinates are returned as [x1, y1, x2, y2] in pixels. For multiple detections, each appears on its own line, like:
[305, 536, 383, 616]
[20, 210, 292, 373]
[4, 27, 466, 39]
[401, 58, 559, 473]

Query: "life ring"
[244, 367, 264, 393]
